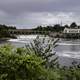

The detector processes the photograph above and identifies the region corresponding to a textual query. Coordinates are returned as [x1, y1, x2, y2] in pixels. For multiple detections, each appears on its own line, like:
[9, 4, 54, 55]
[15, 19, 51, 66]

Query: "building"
[63, 28, 80, 38]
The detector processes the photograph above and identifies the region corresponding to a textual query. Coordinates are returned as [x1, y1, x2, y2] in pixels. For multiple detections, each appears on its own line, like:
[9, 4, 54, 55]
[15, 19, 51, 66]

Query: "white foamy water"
[8, 35, 38, 43]
[17, 35, 38, 39]
[8, 35, 50, 43]
[8, 39, 30, 43]
[56, 43, 80, 45]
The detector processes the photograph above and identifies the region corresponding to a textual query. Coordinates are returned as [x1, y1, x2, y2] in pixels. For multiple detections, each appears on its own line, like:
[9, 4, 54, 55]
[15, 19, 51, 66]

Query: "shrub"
[27, 36, 59, 68]
[0, 44, 60, 80]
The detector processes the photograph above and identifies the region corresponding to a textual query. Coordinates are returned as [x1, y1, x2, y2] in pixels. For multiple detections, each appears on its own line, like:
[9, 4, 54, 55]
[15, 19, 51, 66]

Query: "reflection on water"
[3, 35, 80, 66]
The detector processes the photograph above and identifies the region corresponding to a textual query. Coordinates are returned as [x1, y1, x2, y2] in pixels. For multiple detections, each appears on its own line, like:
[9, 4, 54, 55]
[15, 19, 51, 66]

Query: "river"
[1, 35, 80, 67]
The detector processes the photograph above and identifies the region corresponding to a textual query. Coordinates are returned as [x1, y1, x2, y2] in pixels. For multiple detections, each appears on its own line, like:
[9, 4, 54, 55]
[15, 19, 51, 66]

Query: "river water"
[1, 35, 80, 67]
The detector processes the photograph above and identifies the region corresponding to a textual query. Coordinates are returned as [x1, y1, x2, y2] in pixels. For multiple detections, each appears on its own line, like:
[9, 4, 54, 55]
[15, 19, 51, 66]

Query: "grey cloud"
[0, 0, 79, 28]
[0, 0, 80, 15]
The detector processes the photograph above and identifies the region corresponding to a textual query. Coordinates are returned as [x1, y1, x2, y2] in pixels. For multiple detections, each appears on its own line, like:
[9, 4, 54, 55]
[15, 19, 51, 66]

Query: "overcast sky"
[0, 0, 80, 28]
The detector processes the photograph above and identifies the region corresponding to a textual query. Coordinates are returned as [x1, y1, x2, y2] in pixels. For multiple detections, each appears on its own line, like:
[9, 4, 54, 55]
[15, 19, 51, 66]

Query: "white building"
[63, 28, 80, 38]
[63, 28, 80, 34]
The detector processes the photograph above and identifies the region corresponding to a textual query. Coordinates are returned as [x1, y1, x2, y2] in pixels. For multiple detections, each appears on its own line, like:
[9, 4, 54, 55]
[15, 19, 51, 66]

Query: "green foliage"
[0, 24, 16, 38]
[0, 44, 47, 80]
[26, 36, 59, 68]
[0, 44, 61, 80]
[34, 25, 65, 33]
[34, 22, 79, 34]
[70, 22, 77, 28]
[58, 67, 80, 80]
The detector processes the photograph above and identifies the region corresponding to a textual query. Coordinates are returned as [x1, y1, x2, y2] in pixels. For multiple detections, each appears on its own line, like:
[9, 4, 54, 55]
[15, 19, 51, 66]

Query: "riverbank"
[0, 38, 10, 41]
[0, 37, 17, 42]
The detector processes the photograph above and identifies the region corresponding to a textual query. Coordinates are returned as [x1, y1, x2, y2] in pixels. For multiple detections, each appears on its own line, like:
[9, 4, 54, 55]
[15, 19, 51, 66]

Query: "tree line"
[0, 22, 80, 37]
[33, 22, 80, 32]
[0, 24, 16, 38]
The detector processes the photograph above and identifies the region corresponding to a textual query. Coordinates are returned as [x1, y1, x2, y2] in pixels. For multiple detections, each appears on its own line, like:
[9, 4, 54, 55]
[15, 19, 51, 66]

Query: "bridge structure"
[8, 29, 51, 35]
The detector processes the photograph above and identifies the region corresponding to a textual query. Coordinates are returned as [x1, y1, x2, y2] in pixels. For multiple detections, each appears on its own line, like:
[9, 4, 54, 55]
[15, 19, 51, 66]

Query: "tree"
[0, 24, 16, 38]
[64, 24, 69, 28]
[36, 26, 43, 31]
[70, 22, 77, 28]
[53, 24, 61, 32]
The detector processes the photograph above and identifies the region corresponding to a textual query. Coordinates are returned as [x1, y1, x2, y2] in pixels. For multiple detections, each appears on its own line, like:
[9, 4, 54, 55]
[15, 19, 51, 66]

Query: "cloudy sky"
[0, 0, 80, 28]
